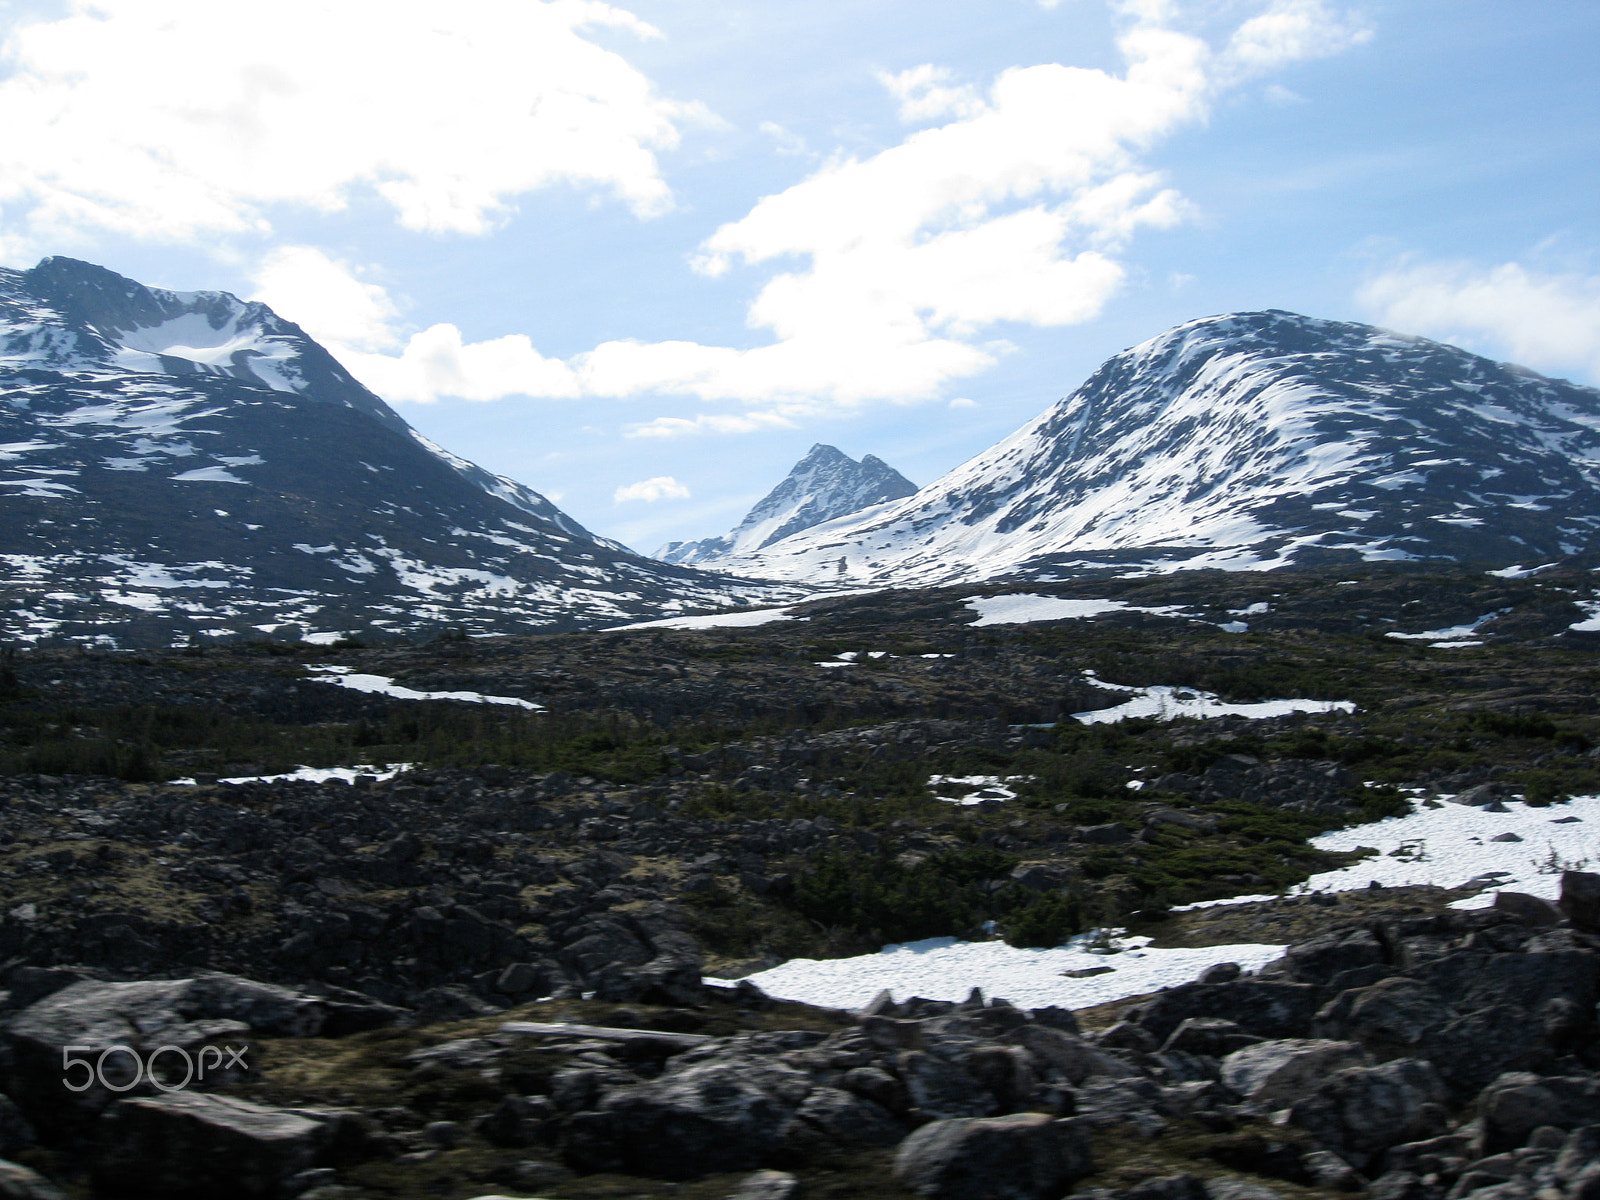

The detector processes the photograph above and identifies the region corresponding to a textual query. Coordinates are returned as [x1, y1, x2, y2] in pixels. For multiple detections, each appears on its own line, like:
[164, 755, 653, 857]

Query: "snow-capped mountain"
[0, 257, 795, 645]
[656, 443, 916, 567]
[716, 311, 1600, 586]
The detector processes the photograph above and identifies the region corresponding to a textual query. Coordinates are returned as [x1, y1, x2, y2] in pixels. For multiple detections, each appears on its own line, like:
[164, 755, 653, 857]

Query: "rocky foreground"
[0, 873, 1594, 1199]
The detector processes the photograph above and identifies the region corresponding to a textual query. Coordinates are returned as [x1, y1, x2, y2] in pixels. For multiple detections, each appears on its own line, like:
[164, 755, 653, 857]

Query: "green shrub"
[1003, 893, 1085, 948]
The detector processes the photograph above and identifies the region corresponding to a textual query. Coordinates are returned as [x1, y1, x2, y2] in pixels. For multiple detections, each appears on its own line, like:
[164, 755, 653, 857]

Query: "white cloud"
[1358, 258, 1600, 383]
[1219, 0, 1372, 82]
[264, 0, 1369, 428]
[249, 247, 400, 352]
[342, 323, 581, 404]
[949, 397, 979, 409]
[0, 0, 698, 246]
[879, 65, 986, 124]
[625, 412, 801, 439]
[614, 475, 691, 502]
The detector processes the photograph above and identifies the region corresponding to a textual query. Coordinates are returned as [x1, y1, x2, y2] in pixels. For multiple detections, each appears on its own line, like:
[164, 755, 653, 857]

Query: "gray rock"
[1160, 1018, 1260, 1058]
[94, 1092, 329, 1199]
[1478, 1074, 1600, 1155]
[1124, 1175, 1206, 1200]
[1302, 1149, 1365, 1191]
[563, 1060, 811, 1179]
[1204, 1180, 1286, 1200]
[1484, 896, 1561, 928]
[1313, 977, 1452, 1057]
[3, 975, 320, 1126]
[1220, 1039, 1372, 1108]
[1288, 1058, 1449, 1171]
[785, 1085, 903, 1147]
[725, 1170, 801, 1200]
[898, 1051, 996, 1120]
[893, 1112, 1094, 1200]
[504, 1160, 573, 1192]
[1364, 1171, 1427, 1200]
[1133, 981, 1319, 1045]
[1000, 1026, 1136, 1084]
[1284, 929, 1386, 986]
[0, 1160, 66, 1200]
[1418, 1004, 1549, 1096]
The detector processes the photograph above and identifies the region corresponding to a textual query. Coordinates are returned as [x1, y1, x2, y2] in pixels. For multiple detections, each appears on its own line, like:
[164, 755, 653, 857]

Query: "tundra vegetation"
[0, 563, 1597, 1199]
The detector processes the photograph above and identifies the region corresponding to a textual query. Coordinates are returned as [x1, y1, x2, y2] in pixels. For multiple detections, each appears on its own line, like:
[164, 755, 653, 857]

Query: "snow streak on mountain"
[656, 444, 917, 568]
[0, 258, 796, 646]
[718, 312, 1600, 587]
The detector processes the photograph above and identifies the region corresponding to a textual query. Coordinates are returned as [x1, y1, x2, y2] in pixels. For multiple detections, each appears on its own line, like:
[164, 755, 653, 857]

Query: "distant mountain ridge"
[0, 257, 795, 645]
[714, 311, 1600, 586]
[657, 443, 916, 567]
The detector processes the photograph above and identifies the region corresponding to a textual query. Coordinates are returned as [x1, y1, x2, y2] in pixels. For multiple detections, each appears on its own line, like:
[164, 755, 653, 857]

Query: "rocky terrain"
[0, 562, 1599, 1197]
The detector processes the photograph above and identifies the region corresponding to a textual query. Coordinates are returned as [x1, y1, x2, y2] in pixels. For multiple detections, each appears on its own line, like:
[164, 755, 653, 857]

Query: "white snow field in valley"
[713, 933, 1288, 1012]
[720, 795, 1599, 1011]
[306, 665, 543, 709]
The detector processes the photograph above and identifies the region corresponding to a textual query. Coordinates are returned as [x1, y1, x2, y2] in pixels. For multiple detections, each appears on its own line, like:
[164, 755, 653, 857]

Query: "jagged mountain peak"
[715, 310, 1600, 586]
[656, 443, 917, 567]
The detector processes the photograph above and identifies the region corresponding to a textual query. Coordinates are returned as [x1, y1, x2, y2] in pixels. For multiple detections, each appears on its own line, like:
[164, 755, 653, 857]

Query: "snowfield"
[1073, 675, 1355, 724]
[720, 794, 1598, 1011]
[307, 665, 543, 709]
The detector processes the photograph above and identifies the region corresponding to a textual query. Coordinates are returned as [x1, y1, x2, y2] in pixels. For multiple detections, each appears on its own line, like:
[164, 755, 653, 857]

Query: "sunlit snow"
[713, 933, 1287, 1011]
[172, 762, 413, 786]
[1072, 675, 1354, 724]
[965, 593, 1191, 626]
[725, 795, 1600, 1011]
[607, 606, 801, 630]
[307, 665, 543, 709]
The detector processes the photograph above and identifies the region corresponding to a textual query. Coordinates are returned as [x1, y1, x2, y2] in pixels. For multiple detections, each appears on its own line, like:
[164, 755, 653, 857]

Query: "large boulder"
[1283, 930, 1387, 987]
[898, 1052, 997, 1121]
[561, 1059, 812, 1179]
[1130, 982, 1320, 1045]
[1220, 1040, 1371, 1108]
[1000, 1026, 1138, 1084]
[2, 975, 324, 1127]
[1476, 1073, 1600, 1155]
[1288, 1059, 1449, 1171]
[1313, 977, 1452, 1058]
[93, 1092, 330, 1199]
[0, 1160, 66, 1200]
[892, 1112, 1094, 1200]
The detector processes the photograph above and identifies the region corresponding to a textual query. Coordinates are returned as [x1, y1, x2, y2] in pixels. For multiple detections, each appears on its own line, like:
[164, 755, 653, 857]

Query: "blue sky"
[1, 0, 1597, 552]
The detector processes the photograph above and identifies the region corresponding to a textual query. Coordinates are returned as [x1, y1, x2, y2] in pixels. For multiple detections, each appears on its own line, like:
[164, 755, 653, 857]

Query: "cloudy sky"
[1, 0, 1596, 552]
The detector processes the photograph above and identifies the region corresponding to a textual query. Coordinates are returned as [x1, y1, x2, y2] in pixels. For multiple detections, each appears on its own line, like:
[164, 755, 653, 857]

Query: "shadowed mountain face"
[656, 443, 917, 567]
[714, 311, 1600, 586]
[0, 258, 795, 646]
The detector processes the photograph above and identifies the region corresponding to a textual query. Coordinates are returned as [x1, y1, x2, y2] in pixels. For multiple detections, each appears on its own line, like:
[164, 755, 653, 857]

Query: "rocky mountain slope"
[0, 257, 793, 647]
[656, 443, 917, 567]
[717, 312, 1600, 586]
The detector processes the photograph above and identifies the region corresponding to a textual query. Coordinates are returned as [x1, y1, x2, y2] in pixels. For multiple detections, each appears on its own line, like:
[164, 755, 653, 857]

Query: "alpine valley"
[5, 263, 1600, 1200]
